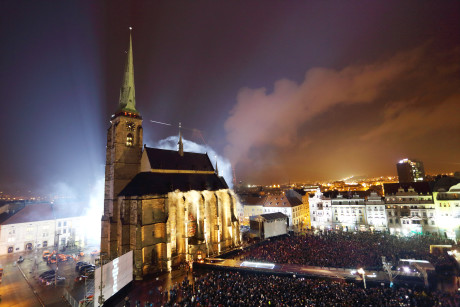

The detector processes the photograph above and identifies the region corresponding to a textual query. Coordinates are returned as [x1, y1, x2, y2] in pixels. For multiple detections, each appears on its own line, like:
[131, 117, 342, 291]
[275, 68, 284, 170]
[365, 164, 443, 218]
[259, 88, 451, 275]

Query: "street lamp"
[55, 232, 61, 288]
[357, 268, 366, 289]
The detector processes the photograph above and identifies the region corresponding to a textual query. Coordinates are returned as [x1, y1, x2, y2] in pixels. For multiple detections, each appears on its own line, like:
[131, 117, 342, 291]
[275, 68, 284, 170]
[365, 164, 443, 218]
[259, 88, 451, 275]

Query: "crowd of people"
[125, 232, 458, 306]
[162, 271, 458, 306]
[236, 232, 455, 269]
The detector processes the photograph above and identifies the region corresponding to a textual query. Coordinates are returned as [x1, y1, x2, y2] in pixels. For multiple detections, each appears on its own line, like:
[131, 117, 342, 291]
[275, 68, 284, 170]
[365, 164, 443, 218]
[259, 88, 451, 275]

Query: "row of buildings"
[238, 178, 460, 241]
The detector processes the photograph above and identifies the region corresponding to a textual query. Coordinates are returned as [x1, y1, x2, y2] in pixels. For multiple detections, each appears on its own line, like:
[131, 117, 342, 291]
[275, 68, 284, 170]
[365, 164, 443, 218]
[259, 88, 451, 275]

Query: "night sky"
[1, 1, 459, 197]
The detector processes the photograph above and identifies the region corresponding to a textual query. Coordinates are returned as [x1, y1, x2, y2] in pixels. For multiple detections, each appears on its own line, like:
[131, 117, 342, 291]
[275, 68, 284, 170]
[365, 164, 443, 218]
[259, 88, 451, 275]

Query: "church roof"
[119, 172, 228, 196]
[118, 28, 137, 114]
[144, 147, 214, 172]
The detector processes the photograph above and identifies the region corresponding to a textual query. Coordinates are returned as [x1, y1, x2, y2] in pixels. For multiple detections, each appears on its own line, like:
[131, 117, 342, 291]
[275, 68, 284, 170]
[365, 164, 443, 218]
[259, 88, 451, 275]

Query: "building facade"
[309, 189, 333, 230]
[365, 192, 387, 232]
[299, 191, 311, 230]
[331, 194, 366, 232]
[238, 195, 265, 226]
[433, 183, 460, 241]
[384, 183, 436, 236]
[0, 203, 86, 255]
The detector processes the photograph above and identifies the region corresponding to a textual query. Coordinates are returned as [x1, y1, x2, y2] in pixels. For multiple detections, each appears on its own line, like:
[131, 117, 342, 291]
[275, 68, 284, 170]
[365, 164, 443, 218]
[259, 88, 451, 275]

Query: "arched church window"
[126, 133, 133, 147]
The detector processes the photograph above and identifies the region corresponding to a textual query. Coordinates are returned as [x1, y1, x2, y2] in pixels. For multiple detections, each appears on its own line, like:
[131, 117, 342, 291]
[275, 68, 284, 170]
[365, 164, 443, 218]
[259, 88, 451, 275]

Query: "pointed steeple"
[215, 157, 219, 176]
[118, 27, 137, 113]
[178, 122, 184, 156]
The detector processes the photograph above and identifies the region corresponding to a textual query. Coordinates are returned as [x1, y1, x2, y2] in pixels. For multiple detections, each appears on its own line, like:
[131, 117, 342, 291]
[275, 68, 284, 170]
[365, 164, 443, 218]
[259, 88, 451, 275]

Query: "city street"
[0, 245, 99, 306]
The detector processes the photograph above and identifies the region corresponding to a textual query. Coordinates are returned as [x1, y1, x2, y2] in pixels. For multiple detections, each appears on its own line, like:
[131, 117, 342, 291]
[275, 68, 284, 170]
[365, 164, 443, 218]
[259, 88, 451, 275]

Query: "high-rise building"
[396, 158, 425, 183]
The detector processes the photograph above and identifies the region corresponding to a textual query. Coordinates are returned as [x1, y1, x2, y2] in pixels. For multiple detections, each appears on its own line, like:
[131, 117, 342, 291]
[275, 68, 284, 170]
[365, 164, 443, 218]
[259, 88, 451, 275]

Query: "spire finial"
[118, 28, 137, 114]
[178, 122, 184, 156]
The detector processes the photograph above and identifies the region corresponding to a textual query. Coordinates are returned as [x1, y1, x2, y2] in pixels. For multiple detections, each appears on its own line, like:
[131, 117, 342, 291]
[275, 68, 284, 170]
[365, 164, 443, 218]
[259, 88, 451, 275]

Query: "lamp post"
[98, 252, 107, 307]
[357, 268, 366, 289]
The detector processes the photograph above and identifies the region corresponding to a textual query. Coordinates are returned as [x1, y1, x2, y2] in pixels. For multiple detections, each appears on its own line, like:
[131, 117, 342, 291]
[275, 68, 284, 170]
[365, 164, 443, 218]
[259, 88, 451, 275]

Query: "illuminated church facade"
[100, 31, 240, 279]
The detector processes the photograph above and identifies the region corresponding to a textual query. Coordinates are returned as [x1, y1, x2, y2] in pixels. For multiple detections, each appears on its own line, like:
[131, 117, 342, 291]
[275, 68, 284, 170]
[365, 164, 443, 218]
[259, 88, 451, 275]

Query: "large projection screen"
[94, 250, 133, 306]
[264, 219, 287, 239]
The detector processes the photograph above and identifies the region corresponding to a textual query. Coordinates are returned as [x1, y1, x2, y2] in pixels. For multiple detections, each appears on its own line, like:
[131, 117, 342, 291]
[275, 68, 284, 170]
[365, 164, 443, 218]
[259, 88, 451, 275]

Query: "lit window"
[126, 133, 133, 147]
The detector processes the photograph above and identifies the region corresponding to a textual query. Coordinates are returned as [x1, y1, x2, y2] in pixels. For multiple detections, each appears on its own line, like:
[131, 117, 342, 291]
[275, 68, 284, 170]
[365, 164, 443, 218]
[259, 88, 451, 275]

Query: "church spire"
[118, 27, 137, 113]
[178, 122, 184, 156]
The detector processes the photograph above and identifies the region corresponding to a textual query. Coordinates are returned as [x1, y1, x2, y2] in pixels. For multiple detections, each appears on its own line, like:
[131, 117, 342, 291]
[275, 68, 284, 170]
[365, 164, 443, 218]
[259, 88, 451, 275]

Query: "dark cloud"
[225, 45, 460, 183]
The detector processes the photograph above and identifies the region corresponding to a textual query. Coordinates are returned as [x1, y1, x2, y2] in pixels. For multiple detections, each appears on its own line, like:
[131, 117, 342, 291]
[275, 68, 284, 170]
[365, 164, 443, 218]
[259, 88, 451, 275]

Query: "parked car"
[17, 256, 24, 263]
[42, 250, 52, 260]
[46, 255, 57, 265]
[81, 267, 95, 276]
[75, 270, 95, 283]
[39, 269, 55, 277]
[38, 270, 56, 283]
[75, 262, 90, 271]
[43, 275, 65, 286]
[75, 275, 88, 283]
[79, 264, 95, 274]
[57, 254, 69, 262]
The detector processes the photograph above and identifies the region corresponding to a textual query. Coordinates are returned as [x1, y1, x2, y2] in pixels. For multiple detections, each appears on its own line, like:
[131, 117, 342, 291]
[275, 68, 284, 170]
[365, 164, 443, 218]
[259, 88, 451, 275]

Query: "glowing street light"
[357, 268, 366, 289]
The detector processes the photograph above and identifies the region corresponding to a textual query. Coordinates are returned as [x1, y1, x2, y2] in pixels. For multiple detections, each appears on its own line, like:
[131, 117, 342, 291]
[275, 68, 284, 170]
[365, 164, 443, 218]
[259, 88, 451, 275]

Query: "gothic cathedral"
[101, 30, 240, 279]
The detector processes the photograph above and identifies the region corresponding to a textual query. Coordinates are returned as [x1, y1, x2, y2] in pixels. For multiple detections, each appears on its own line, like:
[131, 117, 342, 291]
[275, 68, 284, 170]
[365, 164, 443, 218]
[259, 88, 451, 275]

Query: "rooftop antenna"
[178, 122, 184, 156]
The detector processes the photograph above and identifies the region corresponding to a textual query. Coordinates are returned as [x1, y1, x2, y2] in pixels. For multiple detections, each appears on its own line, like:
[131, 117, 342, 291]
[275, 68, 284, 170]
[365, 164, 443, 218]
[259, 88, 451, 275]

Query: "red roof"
[263, 195, 302, 208]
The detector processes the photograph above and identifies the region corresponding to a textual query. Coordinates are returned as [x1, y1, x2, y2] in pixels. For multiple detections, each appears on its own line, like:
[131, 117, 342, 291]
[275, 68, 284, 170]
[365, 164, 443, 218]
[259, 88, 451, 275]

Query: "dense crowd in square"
[162, 271, 459, 307]
[238, 232, 455, 270]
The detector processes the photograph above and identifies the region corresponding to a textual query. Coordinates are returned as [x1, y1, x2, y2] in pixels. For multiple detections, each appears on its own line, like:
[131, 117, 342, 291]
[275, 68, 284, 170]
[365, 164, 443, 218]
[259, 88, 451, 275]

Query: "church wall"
[142, 242, 167, 275]
[142, 197, 167, 224]
[202, 192, 215, 254]
[142, 223, 166, 246]
[169, 192, 186, 261]
[216, 191, 230, 250]
[117, 189, 241, 279]
[203, 191, 219, 255]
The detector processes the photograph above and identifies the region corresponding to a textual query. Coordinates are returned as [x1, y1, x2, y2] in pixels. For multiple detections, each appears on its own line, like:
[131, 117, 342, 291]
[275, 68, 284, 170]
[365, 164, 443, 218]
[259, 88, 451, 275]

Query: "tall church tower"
[101, 29, 143, 259]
